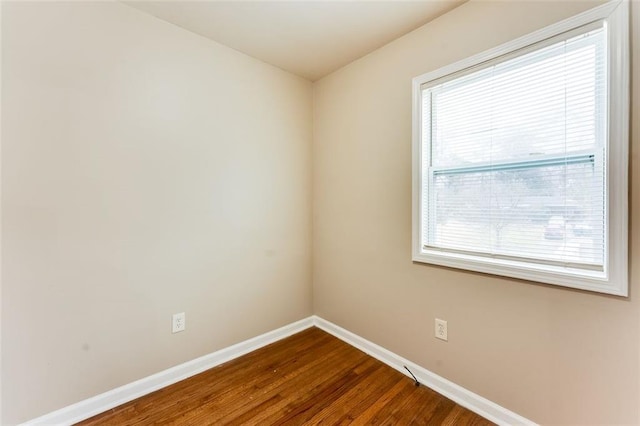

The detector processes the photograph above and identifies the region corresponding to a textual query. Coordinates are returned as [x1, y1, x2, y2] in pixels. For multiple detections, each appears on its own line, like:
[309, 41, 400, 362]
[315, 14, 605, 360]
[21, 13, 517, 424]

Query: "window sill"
[412, 249, 626, 296]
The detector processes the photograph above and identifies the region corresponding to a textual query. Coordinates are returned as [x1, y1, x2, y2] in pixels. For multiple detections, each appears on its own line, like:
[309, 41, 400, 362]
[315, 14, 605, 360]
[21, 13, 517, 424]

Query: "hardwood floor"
[79, 327, 494, 425]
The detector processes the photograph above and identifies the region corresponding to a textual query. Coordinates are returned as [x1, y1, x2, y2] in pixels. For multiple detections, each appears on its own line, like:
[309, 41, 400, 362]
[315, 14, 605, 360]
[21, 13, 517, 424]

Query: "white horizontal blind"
[422, 25, 606, 269]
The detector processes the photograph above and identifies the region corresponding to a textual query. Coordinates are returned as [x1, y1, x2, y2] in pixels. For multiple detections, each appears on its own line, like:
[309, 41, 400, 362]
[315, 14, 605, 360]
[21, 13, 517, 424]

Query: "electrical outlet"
[435, 318, 447, 341]
[172, 312, 186, 333]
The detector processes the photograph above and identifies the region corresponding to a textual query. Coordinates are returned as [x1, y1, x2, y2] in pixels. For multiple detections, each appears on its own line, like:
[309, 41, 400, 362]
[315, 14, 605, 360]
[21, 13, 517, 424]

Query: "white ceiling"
[124, 1, 464, 81]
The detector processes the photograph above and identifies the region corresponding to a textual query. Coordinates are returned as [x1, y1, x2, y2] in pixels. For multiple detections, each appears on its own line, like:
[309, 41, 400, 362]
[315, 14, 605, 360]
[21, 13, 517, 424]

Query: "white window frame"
[412, 0, 629, 296]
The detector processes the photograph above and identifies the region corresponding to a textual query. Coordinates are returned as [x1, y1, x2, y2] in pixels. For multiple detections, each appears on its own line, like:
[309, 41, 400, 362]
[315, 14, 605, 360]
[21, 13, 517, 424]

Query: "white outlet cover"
[172, 312, 186, 333]
[435, 318, 447, 341]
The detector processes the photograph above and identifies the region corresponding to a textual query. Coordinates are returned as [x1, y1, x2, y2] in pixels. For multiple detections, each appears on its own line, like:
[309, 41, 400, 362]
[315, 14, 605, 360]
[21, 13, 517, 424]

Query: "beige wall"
[1, 2, 312, 424]
[313, 1, 640, 424]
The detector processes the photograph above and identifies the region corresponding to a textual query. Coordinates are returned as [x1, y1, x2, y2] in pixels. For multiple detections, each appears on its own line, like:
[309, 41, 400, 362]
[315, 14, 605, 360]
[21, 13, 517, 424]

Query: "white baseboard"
[22, 317, 314, 426]
[312, 316, 537, 426]
[23, 315, 535, 426]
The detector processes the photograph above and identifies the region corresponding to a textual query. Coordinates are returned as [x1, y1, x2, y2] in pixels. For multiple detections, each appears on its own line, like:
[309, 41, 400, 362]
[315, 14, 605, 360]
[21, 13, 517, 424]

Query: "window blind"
[421, 25, 606, 269]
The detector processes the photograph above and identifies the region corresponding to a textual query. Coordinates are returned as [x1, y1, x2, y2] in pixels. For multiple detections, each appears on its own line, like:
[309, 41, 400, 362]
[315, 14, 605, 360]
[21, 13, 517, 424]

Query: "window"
[412, 1, 629, 296]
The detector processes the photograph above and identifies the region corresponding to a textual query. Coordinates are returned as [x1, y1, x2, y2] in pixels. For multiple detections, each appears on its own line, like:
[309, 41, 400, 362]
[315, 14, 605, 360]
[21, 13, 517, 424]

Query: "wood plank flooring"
[79, 327, 494, 425]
